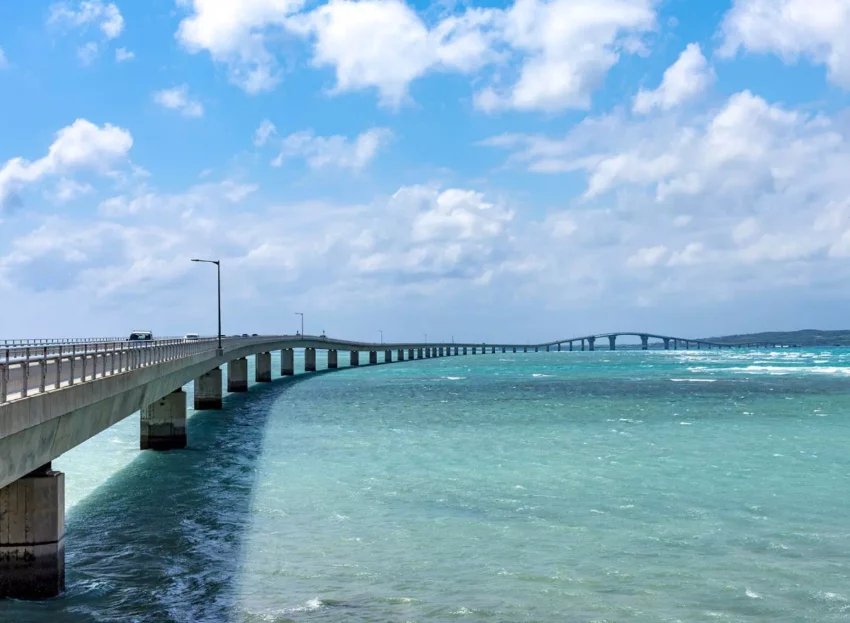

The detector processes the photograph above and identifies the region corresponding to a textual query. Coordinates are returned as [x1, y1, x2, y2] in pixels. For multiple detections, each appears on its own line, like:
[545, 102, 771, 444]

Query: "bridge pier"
[194, 368, 222, 409]
[0, 464, 65, 600]
[439, 347, 444, 357]
[328, 349, 338, 369]
[569, 342, 573, 351]
[227, 358, 248, 392]
[472, 347, 477, 355]
[369, 351, 378, 365]
[557, 343, 560, 352]
[408, 348, 415, 360]
[462, 347, 467, 355]
[641, 335, 648, 350]
[588, 337, 596, 351]
[305, 348, 316, 372]
[663, 338, 670, 350]
[673, 339, 678, 350]
[535, 346, 538, 352]
[581, 340, 585, 351]
[141, 388, 186, 450]
[255, 352, 272, 382]
[398, 349, 405, 361]
[350, 351, 360, 366]
[385, 350, 392, 363]
[697, 342, 701, 350]
[608, 335, 616, 351]
[523, 346, 527, 353]
[281, 349, 294, 375]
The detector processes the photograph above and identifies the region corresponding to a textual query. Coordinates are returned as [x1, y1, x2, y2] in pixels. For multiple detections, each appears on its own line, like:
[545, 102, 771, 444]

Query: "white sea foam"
[670, 378, 716, 383]
[444, 376, 465, 381]
[532, 373, 553, 378]
[746, 589, 761, 599]
[723, 366, 850, 376]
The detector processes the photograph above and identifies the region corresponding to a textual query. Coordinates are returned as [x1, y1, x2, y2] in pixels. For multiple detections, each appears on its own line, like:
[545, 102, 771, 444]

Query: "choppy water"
[3, 348, 850, 622]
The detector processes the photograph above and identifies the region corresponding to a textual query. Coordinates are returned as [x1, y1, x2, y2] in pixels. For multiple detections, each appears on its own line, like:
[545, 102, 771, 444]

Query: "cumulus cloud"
[271, 127, 392, 170]
[289, 0, 499, 107]
[99, 180, 258, 217]
[254, 119, 277, 146]
[175, 0, 304, 94]
[0, 119, 133, 210]
[633, 43, 714, 114]
[719, 0, 850, 88]
[176, 0, 657, 112]
[115, 47, 134, 62]
[49, 1, 125, 64]
[153, 85, 205, 118]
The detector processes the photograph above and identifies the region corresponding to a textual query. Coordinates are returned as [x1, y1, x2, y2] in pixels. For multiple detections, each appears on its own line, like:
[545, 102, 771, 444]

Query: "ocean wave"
[669, 378, 717, 383]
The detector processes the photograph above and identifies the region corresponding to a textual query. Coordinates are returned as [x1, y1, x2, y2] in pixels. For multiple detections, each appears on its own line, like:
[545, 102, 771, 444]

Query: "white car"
[184, 333, 199, 341]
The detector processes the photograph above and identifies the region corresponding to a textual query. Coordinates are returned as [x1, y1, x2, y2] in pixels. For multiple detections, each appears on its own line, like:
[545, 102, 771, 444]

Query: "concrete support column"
[472, 347, 477, 355]
[408, 348, 415, 360]
[640, 335, 649, 351]
[255, 352, 272, 382]
[673, 339, 678, 350]
[228, 358, 248, 392]
[305, 348, 317, 372]
[385, 350, 392, 363]
[462, 347, 467, 355]
[350, 351, 360, 366]
[398, 349, 405, 361]
[581, 339, 585, 351]
[569, 342, 573, 351]
[0, 464, 65, 599]
[557, 343, 561, 352]
[414, 348, 421, 359]
[281, 349, 294, 376]
[535, 346, 539, 352]
[513, 347, 517, 353]
[608, 335, 616, 351]
[663, 338, 670, 350]
[141, 388, 186, 450]
[588, 337, 596, 351]
[369, 351, 378, 365]
[524, 347, 528, 353]
[328, 350, 338, 369]
[194, 367, 222, 410]
[697, 342, 702, 350]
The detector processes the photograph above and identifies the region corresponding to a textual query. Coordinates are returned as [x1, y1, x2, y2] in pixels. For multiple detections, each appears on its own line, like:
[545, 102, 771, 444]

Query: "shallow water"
[3, 349, 850, 622]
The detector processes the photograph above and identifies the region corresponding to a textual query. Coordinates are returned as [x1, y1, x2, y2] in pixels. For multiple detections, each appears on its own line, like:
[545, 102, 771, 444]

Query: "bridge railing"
[0, 338, 221, 404]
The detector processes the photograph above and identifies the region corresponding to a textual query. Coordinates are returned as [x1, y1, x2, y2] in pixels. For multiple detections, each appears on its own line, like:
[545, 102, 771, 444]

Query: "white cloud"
[254, 119, 277, 146]
[627, 245, 667, 268]
[49, 1, 125, 65]
[633, 43, 714, 114]
[719, 0, 850, 88]
[77, 41, 100, 65]
[0, 48, 8, 68]
[290, 0, 498, 107]
[49, 1, 125, 39]
[99, 180, 258, 217]
[115, 47, 134, 62]
[475, 0, 657, 112]
[0, 118, 133, 209]
[272, 127, 392, 170]
[153, 85, 205, 118]
[175, 0, 305, 94]
[47, 178, 94, 204]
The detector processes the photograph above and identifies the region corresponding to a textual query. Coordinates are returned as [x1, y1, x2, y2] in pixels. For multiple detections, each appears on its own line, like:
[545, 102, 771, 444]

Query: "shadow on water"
[1, 371, 334, 623]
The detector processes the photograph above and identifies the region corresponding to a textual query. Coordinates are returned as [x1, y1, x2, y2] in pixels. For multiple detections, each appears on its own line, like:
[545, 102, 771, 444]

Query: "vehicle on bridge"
[128, 330, 153, 341]
[184, 333, 199, 341]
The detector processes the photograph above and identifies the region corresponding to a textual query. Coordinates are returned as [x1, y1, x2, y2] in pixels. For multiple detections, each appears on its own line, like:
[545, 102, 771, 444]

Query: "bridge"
[0, 331, 790, 599]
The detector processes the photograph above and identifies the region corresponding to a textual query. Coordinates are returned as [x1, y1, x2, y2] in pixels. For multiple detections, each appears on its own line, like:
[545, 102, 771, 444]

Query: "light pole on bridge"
[295, 312, 304, 337]
[190, 258, 222, 353]
[424, 333, 427, 345]
[379, 329, 383, 345]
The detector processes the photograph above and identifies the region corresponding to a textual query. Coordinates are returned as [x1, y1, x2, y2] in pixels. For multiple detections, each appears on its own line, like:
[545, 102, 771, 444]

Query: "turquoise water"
[3, 349, 850, 622]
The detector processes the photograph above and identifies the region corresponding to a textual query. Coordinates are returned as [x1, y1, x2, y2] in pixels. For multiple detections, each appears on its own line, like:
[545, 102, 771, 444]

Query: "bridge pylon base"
[141, 389, 187, 450]
[0, 465, 65, 600]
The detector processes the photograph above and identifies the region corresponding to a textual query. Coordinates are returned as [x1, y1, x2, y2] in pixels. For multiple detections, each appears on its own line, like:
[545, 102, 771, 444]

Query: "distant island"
[704, 329, 850, 347]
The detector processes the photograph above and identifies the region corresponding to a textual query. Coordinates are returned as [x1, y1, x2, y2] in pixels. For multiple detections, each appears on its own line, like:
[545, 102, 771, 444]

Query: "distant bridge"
[0, 331, 793, 599]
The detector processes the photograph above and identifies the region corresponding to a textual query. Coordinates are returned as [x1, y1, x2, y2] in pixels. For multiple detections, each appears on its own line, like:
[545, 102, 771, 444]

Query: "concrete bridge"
[0, 331, 789, 599]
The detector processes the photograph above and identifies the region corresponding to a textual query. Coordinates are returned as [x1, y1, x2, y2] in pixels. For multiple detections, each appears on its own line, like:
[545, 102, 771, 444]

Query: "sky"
[1, 0, 850, 343]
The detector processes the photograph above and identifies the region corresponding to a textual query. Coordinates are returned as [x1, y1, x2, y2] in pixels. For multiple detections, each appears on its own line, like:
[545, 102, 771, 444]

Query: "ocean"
[3, 348, 849, 622]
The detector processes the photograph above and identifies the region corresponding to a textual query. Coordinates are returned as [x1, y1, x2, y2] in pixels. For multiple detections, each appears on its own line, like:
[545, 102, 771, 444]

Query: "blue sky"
[1, 0, 849, 342]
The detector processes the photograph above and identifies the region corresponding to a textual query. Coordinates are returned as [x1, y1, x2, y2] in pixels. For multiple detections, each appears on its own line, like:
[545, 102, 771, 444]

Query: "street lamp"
[379, 329, 383, 345]
[295, 312, 304, 337]
[191, 258, 222, 352]
[424, 333, 427, 344]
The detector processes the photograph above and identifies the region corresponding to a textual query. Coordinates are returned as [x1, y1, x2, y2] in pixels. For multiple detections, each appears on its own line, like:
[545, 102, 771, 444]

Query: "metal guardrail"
[0, 337, 221, 404]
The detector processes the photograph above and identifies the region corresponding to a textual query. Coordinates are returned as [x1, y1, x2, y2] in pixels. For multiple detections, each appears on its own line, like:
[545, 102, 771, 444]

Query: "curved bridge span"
[0, 331, 792, 598]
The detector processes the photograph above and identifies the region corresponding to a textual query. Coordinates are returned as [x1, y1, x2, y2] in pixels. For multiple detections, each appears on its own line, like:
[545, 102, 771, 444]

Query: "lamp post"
[295, 312, 304, 337]
[379, 329, 383, 345]
[191, 258, 222, 352]
[424, 333, 427, 344]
